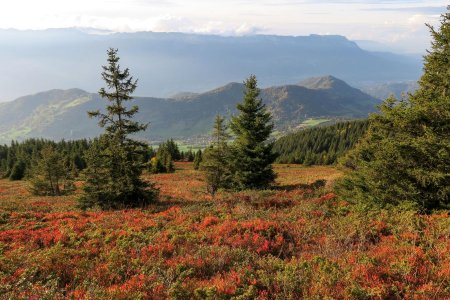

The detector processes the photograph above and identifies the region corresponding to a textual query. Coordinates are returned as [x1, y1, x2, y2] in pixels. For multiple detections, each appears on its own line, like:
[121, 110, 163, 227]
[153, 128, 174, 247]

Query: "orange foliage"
[0, 162, 448, 299]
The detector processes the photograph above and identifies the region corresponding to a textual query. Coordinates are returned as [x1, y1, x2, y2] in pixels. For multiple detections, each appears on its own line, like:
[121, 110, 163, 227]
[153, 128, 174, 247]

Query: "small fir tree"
[9, 159, 26, 180]
[79, 48, 157, 209]
[29, 145, 75, 196]
[186, 150, 195, 162]
[229, 75, 276, 190]
[149, 147, 175, 174]
[162, 152, 175, 173]
[162, 139, 181, 161]
[200, 115, 232, 196]
[193, 149, 202, 170]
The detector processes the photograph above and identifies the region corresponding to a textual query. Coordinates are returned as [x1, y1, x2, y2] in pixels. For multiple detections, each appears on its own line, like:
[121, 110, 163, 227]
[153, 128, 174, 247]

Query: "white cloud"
[0, 0, 447, 53]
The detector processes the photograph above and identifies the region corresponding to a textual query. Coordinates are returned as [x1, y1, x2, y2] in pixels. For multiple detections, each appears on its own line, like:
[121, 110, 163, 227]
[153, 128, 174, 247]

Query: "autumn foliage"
[0, 163, 449, 299]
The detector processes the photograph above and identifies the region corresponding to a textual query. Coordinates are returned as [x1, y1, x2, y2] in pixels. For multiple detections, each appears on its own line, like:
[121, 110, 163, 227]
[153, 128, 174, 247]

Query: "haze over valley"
[0, 28, 422, 102]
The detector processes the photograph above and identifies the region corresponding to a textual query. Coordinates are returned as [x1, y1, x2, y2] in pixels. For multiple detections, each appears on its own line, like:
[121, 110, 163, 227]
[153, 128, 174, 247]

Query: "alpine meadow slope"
[0, 76, 380, 142]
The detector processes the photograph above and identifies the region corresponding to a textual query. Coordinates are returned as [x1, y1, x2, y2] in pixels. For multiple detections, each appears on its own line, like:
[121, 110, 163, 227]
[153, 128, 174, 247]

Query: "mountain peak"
[0, 78, 379, 142]
[208, 82, 244, 95]
[298, 75, 350, 90]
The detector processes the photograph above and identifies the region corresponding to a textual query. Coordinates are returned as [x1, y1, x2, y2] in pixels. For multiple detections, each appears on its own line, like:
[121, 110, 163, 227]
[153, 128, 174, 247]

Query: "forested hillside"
[273, 120, 369, 165]
[0, 76, 379, 142]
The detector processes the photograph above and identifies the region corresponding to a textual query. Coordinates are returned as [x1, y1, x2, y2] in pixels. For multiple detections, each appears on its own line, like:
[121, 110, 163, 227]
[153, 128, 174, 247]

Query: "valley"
[0, 76, 379, 144]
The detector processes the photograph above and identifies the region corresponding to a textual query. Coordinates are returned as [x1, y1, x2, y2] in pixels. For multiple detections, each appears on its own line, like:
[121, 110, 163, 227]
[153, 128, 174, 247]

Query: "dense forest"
[0, 137, 201, 182]
[0, 139, 90, 180]
[273, 120, 369, 165]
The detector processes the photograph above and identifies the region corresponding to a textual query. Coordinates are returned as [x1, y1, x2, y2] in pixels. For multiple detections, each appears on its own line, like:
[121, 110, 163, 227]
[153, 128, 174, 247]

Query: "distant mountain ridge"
[0, 28, 421, 101]
[299, 75, 353, 90]
[359, 81, 419, 100]
[0, 76, 379, 143]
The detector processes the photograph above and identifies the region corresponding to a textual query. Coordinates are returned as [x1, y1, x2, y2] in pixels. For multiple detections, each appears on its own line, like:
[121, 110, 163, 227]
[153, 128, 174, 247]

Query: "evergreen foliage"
[337, 9, 450, 210]
[200, 115, 232, 196]
[273, 120, 369, 165]
[0, 139, 89, 180]
[229, 75, 276, 190]
[149, 139, 180, 174]
[149, 147, 175, 174]
[159, 139, 181, 161]
[29, 145, 75, 196]
[79, 48, 157, 209]
[184, 150, 195, 162]
[193, 150, 203, 170]
[9, 159, 27, 181]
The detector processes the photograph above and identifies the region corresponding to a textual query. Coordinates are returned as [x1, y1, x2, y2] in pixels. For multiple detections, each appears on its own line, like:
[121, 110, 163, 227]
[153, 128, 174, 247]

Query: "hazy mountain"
[170, 92, 201, 100]
[0, 28, 421, 101]
[0, 76, 379, 143]
[359, 81, 419, 100]
[299, 75, 357, 90]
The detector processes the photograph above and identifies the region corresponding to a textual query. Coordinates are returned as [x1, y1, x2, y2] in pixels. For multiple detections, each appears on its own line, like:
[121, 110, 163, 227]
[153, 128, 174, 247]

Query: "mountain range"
[359, 81, 419, 100]
[0, 76, 380, 143]
[0, 28, 422, 101]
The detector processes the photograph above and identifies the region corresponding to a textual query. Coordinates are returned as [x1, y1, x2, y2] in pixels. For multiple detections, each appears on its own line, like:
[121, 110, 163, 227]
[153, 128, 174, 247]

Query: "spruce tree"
[230, 75, 276, 190]
[149, 147, 174, 174]
[200, 115, 232, 196]
[337, 8, 450, 210]
[193, 150, 202, 170]
[186, 150, 195, 162]
[29, 145, 75, 196]
[79, 48, 157, 209]
[9, 159, 26, 180]
[162, 139, 181, 161]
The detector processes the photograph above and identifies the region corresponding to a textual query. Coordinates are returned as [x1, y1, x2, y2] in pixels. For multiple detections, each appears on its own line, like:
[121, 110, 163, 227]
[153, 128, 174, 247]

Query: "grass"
[0, 163, 448, 299]
[63, 97, 91, 109]
[2, 127, 33, 142]
[298, 118, 331, 128]
[176, 144, 205, 152]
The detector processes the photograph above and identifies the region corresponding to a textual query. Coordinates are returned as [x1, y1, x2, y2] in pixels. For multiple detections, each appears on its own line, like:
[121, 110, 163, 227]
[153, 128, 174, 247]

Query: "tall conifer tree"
[337, 8, 450, 210]
[79, 48, 157, 209]
[230, 75, 276, 190]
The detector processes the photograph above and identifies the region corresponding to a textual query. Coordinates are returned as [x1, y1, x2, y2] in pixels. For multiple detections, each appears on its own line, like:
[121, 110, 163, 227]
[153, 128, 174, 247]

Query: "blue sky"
[0, 0, 447, 53]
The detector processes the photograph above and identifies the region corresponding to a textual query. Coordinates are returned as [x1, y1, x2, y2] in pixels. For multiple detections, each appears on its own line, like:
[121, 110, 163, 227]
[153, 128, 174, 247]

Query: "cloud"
[153, 16, 265, 35]
[363, 5, 446, 14]
[0, 0, 446, 53]
[55, 14, 265, 36]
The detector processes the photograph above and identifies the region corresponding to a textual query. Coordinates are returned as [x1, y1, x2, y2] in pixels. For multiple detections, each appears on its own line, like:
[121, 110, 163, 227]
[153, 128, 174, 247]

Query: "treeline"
[149, 139, 202, 173]
[0, 139, 90, 180]
[0, 137, 202, 181]
[273, 120, 369, 165]
[0, 119, 369, 182]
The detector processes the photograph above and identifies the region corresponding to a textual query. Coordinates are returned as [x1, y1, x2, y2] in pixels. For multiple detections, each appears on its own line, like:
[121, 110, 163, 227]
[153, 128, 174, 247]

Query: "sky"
[0, 0, 447, 54]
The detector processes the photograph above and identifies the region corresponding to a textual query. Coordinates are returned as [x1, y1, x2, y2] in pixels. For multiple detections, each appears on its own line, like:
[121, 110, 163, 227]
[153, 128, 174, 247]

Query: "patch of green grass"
[177, 143, 205, 152]
[299, 118, 331, 127]
[2, 127, 32, 141]
[63, 97, 90, 109]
